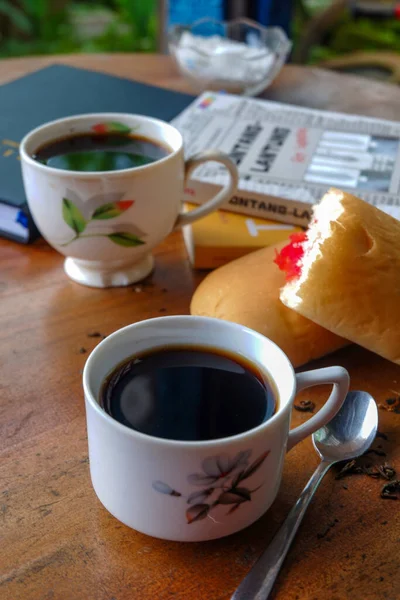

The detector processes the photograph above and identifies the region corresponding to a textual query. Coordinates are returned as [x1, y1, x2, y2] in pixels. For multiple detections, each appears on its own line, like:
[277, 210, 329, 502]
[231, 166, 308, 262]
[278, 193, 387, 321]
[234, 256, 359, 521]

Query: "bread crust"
[281, 188, 400, 364]
[190, 242, 347, 367]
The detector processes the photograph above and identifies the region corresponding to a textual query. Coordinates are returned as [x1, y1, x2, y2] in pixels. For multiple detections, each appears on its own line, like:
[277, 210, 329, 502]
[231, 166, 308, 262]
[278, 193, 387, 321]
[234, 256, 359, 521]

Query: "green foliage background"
[294, 0, 400, 64]
[0, 1, 157, 57]
[0, 0, 399, 63]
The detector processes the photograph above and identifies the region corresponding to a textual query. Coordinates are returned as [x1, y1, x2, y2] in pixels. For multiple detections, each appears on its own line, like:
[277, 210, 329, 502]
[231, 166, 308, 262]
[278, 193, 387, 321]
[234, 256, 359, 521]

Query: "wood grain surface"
[0, 54, 399, 600]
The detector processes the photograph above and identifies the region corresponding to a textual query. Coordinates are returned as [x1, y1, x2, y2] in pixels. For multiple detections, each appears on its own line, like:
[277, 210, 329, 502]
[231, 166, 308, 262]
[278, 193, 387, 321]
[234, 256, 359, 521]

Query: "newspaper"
[172, 91, 400, 226]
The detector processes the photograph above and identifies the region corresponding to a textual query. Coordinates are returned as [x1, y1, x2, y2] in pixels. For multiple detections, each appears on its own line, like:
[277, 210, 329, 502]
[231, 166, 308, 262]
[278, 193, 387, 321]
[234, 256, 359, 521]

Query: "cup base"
[64, 254, 154, 288]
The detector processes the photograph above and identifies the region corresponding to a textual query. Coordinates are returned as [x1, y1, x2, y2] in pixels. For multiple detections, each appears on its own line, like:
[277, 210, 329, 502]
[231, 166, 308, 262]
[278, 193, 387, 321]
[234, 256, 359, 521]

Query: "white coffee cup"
[83, 316, 349, 542]
[20, 113, 238, 288]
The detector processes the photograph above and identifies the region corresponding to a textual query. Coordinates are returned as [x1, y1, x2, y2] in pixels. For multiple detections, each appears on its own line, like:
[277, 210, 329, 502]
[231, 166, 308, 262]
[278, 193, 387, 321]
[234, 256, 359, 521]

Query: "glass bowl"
[168, 18, 292, 97]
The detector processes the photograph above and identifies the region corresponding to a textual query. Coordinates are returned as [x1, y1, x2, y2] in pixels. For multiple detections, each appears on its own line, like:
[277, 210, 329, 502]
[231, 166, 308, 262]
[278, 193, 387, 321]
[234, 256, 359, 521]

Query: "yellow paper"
[183, 204, 303, 269]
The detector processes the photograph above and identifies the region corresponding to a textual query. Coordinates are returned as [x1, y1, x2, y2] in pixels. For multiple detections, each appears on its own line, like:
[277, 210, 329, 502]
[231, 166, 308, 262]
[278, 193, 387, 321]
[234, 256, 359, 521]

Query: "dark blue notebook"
[0, 64, 194, 243]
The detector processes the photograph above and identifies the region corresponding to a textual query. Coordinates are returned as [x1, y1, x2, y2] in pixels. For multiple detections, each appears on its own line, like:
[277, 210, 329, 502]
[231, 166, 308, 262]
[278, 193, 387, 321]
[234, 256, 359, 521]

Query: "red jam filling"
[274, 231, 308, 281]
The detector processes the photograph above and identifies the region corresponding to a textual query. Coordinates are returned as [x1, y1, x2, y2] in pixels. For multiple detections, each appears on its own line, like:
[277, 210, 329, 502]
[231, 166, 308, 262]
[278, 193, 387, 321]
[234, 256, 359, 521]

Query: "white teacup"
[83, 316, 349, 542]
[20, 113, 238, 288]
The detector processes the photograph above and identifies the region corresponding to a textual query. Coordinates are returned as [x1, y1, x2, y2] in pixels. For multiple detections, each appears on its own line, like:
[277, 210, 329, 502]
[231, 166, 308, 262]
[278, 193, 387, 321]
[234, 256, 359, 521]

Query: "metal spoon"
[231, 390, 378, 600]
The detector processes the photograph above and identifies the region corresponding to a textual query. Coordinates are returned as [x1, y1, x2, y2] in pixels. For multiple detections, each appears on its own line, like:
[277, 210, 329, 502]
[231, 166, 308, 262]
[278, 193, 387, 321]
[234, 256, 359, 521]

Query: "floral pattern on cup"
[152, 449, 270, 524]
[60, 189, 146, 247]
[91, 121, 133, 134]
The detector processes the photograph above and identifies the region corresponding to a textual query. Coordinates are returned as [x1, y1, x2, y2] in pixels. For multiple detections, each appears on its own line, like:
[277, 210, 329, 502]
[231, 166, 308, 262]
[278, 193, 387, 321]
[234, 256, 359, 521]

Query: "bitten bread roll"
[190, 242, 347, 367]
[279, 188, 400, 364]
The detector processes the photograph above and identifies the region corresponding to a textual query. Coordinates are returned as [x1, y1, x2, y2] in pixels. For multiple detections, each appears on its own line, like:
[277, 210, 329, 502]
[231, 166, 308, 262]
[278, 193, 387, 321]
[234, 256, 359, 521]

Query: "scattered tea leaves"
[381, 480, 400, 500]
[79, 347, 87, 354]
[362, 467, 381, 479]
[294, 400, 315, 413]
[336, 460, 357, 479]
[336, 458, 396, 481]
[376, 431, 388, 440]
[87, 332, 102, 338]
[378, 397, 400, 413]
[377, 463, 396, 480]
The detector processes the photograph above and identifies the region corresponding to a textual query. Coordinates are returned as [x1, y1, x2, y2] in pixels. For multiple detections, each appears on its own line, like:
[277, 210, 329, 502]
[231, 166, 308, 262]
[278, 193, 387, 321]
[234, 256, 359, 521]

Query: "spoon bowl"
[313, 390, 378, 462]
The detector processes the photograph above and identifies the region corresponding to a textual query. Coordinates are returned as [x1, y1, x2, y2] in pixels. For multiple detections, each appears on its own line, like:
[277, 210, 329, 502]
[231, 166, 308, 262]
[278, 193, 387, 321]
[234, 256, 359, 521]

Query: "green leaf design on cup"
[109, 121, 132, 134]
[60, 192, 146, 246]
[108, 232, 145, 247]
[92, 200, 134, 220]
[62, 198, 86, 233]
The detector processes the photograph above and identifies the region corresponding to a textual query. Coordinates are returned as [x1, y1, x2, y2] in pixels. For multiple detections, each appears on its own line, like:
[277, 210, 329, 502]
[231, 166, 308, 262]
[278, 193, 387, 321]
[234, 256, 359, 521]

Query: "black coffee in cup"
[32, 132, 170, 172]
[100, 346, 277, 441]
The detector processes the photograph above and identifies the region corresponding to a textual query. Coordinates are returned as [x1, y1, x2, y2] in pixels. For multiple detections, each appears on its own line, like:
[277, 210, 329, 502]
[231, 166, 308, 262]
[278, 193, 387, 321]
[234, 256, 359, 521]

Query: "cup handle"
[286, 366, 350, 452]
[174, 150, 239, 229]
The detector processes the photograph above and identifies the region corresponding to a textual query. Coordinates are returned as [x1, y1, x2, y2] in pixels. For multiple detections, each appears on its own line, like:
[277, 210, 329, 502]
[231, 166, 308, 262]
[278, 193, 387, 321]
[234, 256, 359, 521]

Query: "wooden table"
[1, 54, 399, 600]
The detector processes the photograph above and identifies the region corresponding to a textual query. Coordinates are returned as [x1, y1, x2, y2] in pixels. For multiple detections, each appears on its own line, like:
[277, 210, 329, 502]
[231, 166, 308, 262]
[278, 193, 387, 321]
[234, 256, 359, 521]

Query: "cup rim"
[82, 315, 296, 449]
[19, 112, 183, 178]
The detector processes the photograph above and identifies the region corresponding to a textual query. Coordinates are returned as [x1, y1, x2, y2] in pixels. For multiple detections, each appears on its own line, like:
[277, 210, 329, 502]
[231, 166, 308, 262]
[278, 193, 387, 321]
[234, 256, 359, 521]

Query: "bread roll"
[280, 188, 400, 364]
[190, 242, 348, 367]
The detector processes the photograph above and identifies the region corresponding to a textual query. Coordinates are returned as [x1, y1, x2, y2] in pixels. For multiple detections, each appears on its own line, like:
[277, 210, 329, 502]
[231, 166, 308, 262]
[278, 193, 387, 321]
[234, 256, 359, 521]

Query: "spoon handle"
[231, 460, 333, 600]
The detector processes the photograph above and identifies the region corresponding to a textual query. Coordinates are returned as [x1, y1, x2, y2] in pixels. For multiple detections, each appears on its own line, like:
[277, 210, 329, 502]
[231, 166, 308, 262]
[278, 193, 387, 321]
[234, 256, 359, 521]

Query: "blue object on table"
[16, 210, 28, 229]
[168, 0, 293, 41]
[168, 0, 224, 25]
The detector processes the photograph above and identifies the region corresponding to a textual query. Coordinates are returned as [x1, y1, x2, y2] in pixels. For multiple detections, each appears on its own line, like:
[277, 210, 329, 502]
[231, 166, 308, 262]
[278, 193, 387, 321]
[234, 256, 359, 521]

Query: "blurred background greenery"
[295, 0, 400, 65]
[0, 1, 158, 57]
[0, 0, 399, 75]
